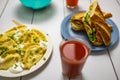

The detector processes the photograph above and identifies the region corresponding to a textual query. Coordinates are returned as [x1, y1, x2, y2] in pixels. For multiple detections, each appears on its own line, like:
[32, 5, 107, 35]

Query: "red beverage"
[66, 0, 78, 8]
[60, 40, 89, 78]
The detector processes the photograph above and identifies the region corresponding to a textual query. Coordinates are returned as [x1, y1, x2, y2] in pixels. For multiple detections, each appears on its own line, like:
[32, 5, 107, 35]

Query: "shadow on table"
[21, 50, 53, 80]
[14, 4, 33, 24]
[0, 77, 20, 80]
[14, 3, 56, 24]
[90, 36, 119, 55]
[32, 3, 56, 24]
[63, 73, 86, 80]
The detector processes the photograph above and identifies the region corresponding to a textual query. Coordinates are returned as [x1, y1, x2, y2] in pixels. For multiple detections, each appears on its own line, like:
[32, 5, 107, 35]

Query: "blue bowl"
[19, 0, 51, 10]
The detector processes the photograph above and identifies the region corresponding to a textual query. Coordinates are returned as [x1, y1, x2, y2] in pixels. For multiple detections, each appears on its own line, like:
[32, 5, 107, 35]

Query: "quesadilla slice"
[82, 0, 112, 46]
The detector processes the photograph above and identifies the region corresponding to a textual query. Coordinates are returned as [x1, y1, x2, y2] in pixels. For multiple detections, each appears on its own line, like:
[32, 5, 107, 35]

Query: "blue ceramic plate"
[61, 11, 119, 51]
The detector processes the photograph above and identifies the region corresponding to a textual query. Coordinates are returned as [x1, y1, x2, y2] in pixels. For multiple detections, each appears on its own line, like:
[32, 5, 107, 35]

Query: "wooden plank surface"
[0, 0, 120, 80]
[0, 0, 8, 17]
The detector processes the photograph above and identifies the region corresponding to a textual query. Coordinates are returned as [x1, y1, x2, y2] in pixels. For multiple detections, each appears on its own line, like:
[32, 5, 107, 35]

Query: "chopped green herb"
[22, 50, 26, 53]
[0, 34, 3, 37]
[35, 49, 39, 53]
[14, 64, 18, 69]
[6, 52, 10, 54]
[15, 58, 19, 62]
[33, 38, 37, 43]
[84, 13, 90, 24]
[0, 47, 9, 55]
[89, 32, 96, 42]
[29, 56, 32, 59]
[3, 47, 8, 51]
[0, 51, 3, 55]
[43, 57, 46, 61]
[16, 48, 21, 54]
[32, 58, 36, 62]
[17, 40, 22, 44]
[0, 41, 3, 45]
[13, 44, 17, 48]
[90, 5, 93, 10]
[8, 33, 15, 39]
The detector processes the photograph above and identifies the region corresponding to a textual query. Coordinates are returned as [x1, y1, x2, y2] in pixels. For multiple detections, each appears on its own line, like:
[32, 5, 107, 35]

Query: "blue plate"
[61, 11, 119, 51]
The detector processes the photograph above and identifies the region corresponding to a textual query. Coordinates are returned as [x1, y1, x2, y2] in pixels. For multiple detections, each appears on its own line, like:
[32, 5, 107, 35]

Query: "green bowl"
[19, 0, 51, 10]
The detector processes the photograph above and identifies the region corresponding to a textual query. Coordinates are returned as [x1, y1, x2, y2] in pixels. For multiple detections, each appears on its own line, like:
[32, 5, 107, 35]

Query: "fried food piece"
[82, 0, 112, 46]
[70, 11, 112, 31]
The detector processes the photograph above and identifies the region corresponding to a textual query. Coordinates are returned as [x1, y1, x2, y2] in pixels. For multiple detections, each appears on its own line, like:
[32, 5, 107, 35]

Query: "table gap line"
[31, 10, 35, 24]
[0, 0, 9, 18]
[20, 76, 22, 80]
[63, 0, 66, 17]
[90, 0, 92, 3]
[116, 0, 120, 6]
[107, 49, 119, 80]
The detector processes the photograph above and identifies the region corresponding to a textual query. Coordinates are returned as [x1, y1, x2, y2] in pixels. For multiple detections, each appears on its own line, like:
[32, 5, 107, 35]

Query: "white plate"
[0, 25, 53, 77]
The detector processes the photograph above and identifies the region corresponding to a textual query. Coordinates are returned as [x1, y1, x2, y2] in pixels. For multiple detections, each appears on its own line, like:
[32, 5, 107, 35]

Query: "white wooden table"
[0, 0, 120, 80]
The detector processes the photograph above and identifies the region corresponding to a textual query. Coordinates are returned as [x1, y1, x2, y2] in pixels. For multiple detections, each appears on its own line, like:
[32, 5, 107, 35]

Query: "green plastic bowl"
[19, 0, 51, 10]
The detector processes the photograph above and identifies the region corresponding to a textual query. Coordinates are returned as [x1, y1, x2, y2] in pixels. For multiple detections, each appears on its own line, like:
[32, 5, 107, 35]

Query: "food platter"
[61, 11, 119, 51]
[0, 25, 53, 77]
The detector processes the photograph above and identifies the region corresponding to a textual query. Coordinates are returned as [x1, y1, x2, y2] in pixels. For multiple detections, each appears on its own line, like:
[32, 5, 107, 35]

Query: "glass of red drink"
[66, 0, 79, 8]
[60, 40, 90, 78]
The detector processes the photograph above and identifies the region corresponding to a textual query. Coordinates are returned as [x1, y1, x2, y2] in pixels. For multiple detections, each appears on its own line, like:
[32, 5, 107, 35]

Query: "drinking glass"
[60, 40, 90, 78]
[66, 0, 79, 8]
